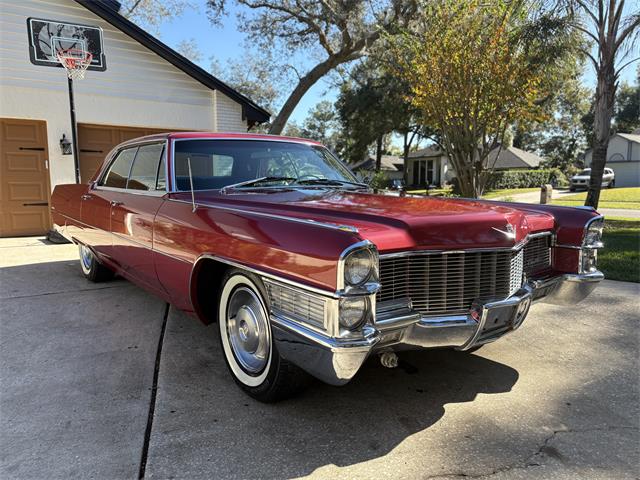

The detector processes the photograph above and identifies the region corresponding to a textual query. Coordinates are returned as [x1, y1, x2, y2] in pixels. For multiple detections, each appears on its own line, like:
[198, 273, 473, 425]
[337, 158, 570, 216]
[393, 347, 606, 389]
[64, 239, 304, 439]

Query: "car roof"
[117, 131, 324, 147]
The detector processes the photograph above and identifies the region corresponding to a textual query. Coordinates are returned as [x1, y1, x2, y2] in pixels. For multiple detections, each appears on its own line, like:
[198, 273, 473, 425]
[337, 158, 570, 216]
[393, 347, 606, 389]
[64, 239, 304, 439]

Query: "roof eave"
[74, 0, 270, 125]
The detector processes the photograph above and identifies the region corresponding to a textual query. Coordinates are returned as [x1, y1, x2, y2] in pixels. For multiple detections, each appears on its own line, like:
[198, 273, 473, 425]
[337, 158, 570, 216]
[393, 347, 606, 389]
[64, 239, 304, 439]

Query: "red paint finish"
[50, 132, 601, 322]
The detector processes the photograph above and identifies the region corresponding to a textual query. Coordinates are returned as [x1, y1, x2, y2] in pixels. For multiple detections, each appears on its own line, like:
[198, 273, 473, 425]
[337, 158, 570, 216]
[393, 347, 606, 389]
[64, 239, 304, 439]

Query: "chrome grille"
[378, 249, 524, 317]
[264, 280, 326, 329]
[523, 235, 552, 275]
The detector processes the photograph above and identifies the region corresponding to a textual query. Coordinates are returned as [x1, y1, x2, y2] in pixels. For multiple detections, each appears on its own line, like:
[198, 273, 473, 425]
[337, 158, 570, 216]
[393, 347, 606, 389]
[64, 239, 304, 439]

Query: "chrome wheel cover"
[226, 286, 270, 375]
[79, 245, 92, 273]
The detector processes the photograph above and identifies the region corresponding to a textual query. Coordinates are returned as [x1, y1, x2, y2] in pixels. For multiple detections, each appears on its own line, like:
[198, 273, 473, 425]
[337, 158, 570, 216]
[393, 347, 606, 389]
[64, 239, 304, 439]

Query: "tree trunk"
[586, 73, 616, 208]
[375, 135, 383, 172]
[268, 56, 340, 135]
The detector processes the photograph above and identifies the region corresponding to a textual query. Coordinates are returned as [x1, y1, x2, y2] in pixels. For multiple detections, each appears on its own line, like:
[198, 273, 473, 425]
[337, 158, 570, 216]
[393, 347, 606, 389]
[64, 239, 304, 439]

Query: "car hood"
[572, 175, 590, 180]
[187, 189, 555, 253]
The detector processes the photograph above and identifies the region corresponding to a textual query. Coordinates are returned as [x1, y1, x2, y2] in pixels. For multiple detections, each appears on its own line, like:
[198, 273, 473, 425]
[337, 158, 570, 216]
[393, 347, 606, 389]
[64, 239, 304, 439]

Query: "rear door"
[81, 147, 136, 260]
[110, 142, 167, 293]
[0, 118, 51, 237]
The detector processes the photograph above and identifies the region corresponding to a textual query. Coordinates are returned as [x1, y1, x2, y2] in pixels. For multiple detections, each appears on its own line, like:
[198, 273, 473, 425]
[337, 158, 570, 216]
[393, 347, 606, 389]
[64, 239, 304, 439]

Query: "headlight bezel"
[582, 215, 605, 249]
[337, 241, 380, 294]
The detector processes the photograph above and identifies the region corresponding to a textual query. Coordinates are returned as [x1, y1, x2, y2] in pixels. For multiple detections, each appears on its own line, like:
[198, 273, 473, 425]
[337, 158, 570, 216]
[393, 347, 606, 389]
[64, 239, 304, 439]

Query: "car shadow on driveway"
[146, 308, 519, 479]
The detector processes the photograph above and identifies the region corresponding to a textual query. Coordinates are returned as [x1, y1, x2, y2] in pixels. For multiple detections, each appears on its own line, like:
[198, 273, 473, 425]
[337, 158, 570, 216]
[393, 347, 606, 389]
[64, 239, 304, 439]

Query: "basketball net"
[56, 48, 93, 80]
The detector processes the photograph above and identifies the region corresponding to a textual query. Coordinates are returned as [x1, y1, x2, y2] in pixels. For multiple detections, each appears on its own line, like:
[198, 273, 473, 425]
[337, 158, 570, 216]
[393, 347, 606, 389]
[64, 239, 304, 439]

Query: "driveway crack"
[138, 302, 170, 479]
[423, 425, 639, 479]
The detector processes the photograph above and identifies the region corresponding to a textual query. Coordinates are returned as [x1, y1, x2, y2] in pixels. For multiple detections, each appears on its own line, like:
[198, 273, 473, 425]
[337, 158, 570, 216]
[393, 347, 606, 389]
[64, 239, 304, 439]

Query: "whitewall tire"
[217, 268, 310, 402]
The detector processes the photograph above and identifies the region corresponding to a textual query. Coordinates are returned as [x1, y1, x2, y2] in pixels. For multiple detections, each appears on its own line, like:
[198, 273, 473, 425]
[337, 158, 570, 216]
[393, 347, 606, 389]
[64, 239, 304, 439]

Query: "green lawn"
[599, 219, 640, 283]
[553, 187, 640, 210]
[482, 187, 539, 199]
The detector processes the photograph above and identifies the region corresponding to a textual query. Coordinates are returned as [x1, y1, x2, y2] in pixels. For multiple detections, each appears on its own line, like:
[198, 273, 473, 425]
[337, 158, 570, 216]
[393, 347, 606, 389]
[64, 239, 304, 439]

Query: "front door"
[109, 142, 167, 293]
[0, 118, 51, 237]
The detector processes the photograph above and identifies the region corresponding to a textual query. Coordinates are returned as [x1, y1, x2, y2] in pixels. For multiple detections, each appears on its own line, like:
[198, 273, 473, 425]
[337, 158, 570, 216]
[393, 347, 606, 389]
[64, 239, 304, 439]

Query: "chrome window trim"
[94, 185, 167, 197]
[166, 197, 359, 233]
[169, 136, 357, 194]
[95, 139, 169, 196]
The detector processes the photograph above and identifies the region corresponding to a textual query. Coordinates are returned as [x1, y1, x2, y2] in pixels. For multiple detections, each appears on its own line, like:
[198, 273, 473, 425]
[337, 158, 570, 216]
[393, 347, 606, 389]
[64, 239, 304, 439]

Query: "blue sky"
[156, 2, 638, 125]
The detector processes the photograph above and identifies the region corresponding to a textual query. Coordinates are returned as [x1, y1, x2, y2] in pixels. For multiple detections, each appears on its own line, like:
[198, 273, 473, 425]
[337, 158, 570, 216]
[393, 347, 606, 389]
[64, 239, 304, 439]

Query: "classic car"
[51, 132, 604, 402]
[570, 167, 615, 191]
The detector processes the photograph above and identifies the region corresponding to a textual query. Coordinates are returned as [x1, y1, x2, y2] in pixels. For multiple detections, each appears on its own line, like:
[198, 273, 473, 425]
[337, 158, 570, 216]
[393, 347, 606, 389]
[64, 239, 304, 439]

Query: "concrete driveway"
[1, 238, 639, 479]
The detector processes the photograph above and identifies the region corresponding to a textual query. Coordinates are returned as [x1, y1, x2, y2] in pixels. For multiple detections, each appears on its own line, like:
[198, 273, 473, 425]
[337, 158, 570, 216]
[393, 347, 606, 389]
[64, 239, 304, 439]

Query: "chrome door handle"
[81, 194, 93, 200]
[110, 200, 124, 206]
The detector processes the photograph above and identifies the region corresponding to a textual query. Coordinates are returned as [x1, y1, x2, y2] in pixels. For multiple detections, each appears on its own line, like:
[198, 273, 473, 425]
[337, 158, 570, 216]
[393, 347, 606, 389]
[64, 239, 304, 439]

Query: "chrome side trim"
[166, 198, 359, 233]
[191, 254, 339, 299]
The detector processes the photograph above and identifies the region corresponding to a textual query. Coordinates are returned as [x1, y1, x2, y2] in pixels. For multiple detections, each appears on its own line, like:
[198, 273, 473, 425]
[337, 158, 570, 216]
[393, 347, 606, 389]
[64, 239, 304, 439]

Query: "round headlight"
[344, 249, 374, 286]
[339, 297, 369, 330]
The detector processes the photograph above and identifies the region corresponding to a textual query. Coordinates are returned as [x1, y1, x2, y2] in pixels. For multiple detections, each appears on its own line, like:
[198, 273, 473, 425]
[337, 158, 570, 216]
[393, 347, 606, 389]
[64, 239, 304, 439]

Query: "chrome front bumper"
[271, 271, 603, 386]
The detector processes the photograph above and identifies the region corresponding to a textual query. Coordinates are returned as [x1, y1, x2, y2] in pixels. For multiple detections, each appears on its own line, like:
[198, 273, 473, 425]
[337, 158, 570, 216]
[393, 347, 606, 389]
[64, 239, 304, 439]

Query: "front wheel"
[218, 269, 309, 402]
[609, 179, 615, 189]
[78, 244, 114, 282]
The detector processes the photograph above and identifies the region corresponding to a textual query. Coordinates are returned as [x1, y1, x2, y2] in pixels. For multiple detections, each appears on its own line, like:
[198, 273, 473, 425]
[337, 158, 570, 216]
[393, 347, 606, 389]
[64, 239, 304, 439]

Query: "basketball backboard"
[27, 17, 106, 71]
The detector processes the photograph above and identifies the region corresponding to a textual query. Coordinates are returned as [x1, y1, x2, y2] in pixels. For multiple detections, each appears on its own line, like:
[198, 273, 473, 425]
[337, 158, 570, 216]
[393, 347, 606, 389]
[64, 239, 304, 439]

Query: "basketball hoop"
[56, 48, 93, 80]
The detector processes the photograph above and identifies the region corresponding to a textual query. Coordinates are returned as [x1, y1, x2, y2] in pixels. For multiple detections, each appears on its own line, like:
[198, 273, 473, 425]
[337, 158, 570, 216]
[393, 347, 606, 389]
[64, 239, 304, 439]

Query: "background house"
[0, 0, 269, 237]
[584, 129, 640, 187]
[405, 144, 544, 188]
[352, 155, 405, 181]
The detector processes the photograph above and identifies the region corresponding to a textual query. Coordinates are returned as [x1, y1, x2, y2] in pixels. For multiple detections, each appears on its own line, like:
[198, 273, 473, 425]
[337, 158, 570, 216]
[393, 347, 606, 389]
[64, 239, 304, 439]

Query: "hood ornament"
[492, 223, 516, 239]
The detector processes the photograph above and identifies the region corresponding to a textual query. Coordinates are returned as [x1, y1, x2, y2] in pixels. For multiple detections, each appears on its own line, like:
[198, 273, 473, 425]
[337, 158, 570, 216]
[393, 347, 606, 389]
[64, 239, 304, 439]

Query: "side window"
[128, 143, 165, 191]
[101, 148, 137, 188]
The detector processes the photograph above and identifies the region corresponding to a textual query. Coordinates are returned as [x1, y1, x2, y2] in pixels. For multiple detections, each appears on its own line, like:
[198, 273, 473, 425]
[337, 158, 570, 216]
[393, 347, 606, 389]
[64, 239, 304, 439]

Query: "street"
[1, 238, 638, 479]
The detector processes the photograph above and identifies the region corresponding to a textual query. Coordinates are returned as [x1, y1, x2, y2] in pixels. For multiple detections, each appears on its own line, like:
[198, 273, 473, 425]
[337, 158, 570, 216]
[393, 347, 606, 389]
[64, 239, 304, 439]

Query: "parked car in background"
[51, 132, 605, 402]
[570, 168, 615, 191]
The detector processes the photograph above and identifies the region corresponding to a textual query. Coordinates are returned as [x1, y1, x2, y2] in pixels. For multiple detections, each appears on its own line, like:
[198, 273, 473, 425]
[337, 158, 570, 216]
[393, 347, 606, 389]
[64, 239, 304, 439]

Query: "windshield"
[578, 169, 591, 176]
[173, 139, 358, 191]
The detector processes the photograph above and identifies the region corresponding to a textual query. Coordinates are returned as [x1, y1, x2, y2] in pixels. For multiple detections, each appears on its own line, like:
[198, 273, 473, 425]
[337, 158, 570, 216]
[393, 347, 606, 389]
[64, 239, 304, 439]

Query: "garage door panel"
[8, 182, 46, 201]
[78, 124, 179, 184]
[6, 152, 43, 172]
[3, 122, 44, 144]
[0, 118, 50, 237]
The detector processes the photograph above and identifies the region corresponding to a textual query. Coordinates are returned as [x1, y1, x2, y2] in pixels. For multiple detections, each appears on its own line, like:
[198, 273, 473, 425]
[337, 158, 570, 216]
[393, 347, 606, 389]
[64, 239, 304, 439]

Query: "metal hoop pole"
[67, 77, 81, 184]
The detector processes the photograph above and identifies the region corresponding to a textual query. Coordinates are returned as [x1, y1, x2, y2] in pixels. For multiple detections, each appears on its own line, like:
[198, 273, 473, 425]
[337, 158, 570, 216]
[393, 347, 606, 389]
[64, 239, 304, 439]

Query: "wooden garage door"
[0, 118, 51, 237]
[78, 124, 177, 183]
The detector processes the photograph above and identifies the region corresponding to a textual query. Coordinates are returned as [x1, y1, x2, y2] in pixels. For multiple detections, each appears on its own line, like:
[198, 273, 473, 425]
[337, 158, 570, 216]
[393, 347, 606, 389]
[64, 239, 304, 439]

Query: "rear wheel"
[79, 244, 114, 282]
[218, 269, 309, 402]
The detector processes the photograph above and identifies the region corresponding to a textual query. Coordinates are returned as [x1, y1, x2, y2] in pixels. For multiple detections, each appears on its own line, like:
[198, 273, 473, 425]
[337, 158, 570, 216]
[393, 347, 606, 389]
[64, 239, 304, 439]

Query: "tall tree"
[336, 59, 429, 167]
[570, 0, 639, 208]
[206, 0, 417, 134]
[176, 39, 203, 63]
[614, 65, 640, 132]
[120, 0, 193, 33]
[390, 0, 576, 198]
[295, 101, 343, 152]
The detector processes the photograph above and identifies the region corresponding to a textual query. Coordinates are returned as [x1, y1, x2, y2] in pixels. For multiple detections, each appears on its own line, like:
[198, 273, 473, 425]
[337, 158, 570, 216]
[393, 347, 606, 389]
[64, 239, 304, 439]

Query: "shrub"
[355, 169, 389, 189]
[487, 168, 567, 190]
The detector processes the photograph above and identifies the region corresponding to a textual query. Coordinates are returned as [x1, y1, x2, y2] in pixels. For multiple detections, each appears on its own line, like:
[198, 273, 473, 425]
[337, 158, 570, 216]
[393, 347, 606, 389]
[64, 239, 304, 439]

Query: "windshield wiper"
[294, 178, 369, 189]
[221, 176, 297, 193]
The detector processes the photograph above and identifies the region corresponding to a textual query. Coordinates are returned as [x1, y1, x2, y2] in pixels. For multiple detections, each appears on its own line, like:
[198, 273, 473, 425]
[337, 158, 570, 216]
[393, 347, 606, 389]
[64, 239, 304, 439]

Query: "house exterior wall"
[584, 135, 640, 187]
[0, 0, 248, 189]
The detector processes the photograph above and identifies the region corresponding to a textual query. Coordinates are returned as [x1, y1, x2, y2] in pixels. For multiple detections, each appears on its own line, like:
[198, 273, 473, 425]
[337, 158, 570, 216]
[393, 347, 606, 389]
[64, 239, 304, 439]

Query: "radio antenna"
[187, 156, 197, 212]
